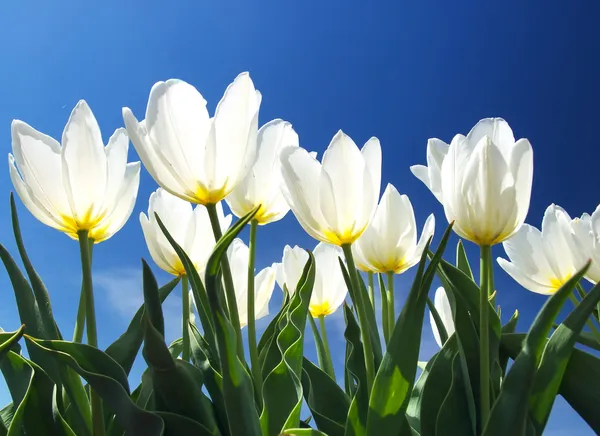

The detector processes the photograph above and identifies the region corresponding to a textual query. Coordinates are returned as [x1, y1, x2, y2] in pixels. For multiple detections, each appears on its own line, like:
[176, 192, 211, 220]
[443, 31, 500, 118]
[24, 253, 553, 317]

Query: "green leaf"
[499, 310, 519, 375]
[301, 358, 350, 436]
[483, 263, 590, 435]
[260, 252, 316, 436]
[529, 281, 600, 432]
[0, 326, 25, 360]
[456, 240, 474, 281]
[406, 355, 436, 433]
[435, 352, 474, 436]
[157, 411, 216, 436]
[10, 193, 62, 340]
[141, 260, 220, 434]
[259, 294, 290, 378]
[204, 208, 262, 436]
[280, 429, 328, 436]
[343, 304, 369, 436]
[366, 223, 452, 434]
[24, 336, 163, 435]
[105, 276, 179, 375]
[573, 330, 600, 352]
[426, 296, 448, 345]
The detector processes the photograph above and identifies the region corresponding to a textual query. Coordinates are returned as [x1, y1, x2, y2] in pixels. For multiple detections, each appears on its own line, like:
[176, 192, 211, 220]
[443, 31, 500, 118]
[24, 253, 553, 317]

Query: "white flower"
[274, 242, 348, 317]
[571, 206, 600, 284]
[280, 130, 381, 246]
[140, 189, 231, 276]
[352, 184, 435, 274]
[227, 239, 276, 328]
[9, 100, 140, 243]
[123, 72, 261, 205]
[429, 287, 455, 348]
[411, 118, 533, 246]
[497, 204, 584, 295]
[227, 119, 299, 224]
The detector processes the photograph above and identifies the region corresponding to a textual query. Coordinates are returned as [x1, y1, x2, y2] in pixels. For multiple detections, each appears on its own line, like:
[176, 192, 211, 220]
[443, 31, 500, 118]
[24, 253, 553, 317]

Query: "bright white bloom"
[497, 204, 584, 295]
[280, 130, 381, 246]
[140, 189, 231, 276]
[429, 287, 455, 348]
[227, 239, 276, 328]
[9, 100, 141, 243]
[227, 119, 299, 224]
[275, 242, 348, 317]
[123, 72, 261, 205]
[411, 118, 533, 246]
[352, 184, 435, 274]
[571, 205, 600, 284]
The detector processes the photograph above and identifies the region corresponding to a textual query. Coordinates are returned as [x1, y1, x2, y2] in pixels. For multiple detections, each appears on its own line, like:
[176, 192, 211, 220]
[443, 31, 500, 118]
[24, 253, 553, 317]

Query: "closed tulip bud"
[123, 72, 261, 205]
[275, 242, 348, 317]
[227, 239, 276, 328]
[9, 100, 141, 243]
[571, 205, 600, 284]
[497, 204, 585, 294]
[352, 184, 435, 274]
[140, 189, 231, 276]
[280, 130, 381, 246]
[227, 119, 299, 224]
[411, 118, 533, 246]
[429, 287, 455, 348]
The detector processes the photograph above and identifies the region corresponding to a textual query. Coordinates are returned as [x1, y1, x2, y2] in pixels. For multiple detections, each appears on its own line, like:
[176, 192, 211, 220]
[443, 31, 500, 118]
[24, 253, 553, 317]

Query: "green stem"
[342, 244, 375, 394]
[308, 315, 327, 370]
[319, 315, 336, 380]
[570, 287, 600, 343]
[181, 275, 190, 361]
[78, 231, 104, 436]
[247, 220, 263, 397]
[73, 240, 93, 343]
[367, 272, 375, 309]
[205, 203, 245, 360]
[379, 274, 390, 344]
[386, 272, 395, 338]
[479, 245, 492, 428]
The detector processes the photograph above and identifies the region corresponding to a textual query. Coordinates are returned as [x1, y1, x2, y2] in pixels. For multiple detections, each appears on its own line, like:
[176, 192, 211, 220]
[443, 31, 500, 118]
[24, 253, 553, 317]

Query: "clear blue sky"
[1, 1, 598, 433]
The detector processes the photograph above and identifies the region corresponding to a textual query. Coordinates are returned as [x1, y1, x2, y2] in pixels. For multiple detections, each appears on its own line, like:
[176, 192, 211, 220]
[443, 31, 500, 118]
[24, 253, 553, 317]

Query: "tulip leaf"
[483, 262, 590, 435]
[156, 411, 216, 436]
[301, 357, 350, 436]
[456, 240, 474, 281]
[105, 276, 179, 375]
[529, 281, 600, 432]
[435, 352, 474, 436]
[343, 303, 369, 436]
[259, 293, 291, 377]
[573, 330, 600, 352]
[280, 429, 328, 436]
[260, 252, 316, 436]
[498, 310, 519, 375]
[406, 354, 436, 432]
[426, 296, 448, 345]
[0, 326, 25, 360]
[10, 193, 62, 340]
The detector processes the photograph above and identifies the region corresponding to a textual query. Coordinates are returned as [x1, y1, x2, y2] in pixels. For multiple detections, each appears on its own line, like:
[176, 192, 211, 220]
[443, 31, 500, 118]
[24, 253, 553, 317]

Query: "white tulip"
[9, 100, 140, 243]
[123, 72, 261, 205]
[275, 242, 348, 317]
[280, 130, 381, 246]
[140, 188, 232, 276]
[227, 238, 276, 328]
[429, 287, 455, 348]
[411, 118, 533, 246]
[497, 204, 584, 295]
[227, 119, 299, 224]
[571, 206, 600, 284]
[352, 184, 435, 274]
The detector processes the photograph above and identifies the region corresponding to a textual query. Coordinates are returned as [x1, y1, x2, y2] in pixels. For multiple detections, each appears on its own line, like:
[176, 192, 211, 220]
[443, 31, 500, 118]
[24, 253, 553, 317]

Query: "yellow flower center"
[309, 301, 335, 317]
[59, 208, 109, 242]
[192, 183, 229, 205]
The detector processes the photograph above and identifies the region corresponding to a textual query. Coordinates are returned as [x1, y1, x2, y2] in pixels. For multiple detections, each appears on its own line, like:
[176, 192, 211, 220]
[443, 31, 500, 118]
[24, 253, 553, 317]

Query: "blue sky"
[1, 0, 599, 433]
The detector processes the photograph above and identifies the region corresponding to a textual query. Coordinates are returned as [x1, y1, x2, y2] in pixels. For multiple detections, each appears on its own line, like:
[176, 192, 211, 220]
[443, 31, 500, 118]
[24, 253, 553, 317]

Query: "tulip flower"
[227, 238, 276, 328]
[274, 245, 310, 295]
[227, 119, 299, 224]
[571, 206, 600, 284]
[123, 72, 261, 206]
[280, 130, 381, 246]
[353, 184, 435, 274]
[9, 100, 141, 243]
[429, 287, 455, 348]
[410, 118, 533, 247]
[140, 188, 232, 277]
[497, 204, 585, 295]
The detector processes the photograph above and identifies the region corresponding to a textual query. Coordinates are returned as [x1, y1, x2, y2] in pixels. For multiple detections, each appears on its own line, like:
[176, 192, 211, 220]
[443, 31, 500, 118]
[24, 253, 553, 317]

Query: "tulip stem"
[571, 285, 600, 343]
[386, 272, 395, 338]
[181, 275, 190, 362]
[367, 272, 375, 308]
[73, 239, 93, 343]
[479, 245, 492, 428]
[78, 231, 104, 436]
[247, 219, 263, 400]
[319, 315, 336, 380]
[308, 315, 333, 377]
[342, 244, 375, 394]
[205, 203, 245, 360]
[379, 274, 390, 344]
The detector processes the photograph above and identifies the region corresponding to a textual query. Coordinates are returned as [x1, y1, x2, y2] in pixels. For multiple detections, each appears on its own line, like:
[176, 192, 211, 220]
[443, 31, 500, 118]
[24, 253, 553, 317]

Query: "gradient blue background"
[1, 1, 599, 434]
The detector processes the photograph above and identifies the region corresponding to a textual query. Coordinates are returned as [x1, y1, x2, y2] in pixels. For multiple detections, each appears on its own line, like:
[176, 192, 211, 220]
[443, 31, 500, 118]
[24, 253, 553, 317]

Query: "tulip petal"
[254, 267, 276, 322]
[429, 287, 454, 348]
[466, 118, 515, 148]
[103, 128, 129, 209]
[497, 257, 555, 295]
[140, 212, 179, 274]
[508, 138, 534, 237]
[541, 205, 579, 282]
[502, 224, 553, 283]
